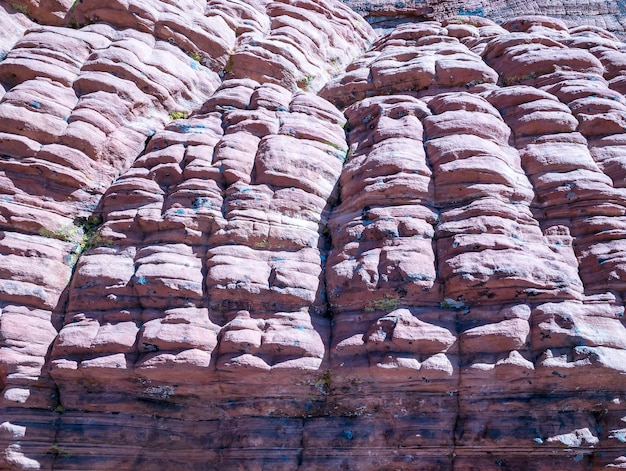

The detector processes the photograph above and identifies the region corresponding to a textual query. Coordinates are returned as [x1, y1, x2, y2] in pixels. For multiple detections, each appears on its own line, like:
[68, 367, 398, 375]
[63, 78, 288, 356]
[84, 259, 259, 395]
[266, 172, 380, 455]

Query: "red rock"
[320, 22, 498, 108]
[2, 4, 626, 470]
[484, 33, 604, 86]
[501, 15, 569, 34]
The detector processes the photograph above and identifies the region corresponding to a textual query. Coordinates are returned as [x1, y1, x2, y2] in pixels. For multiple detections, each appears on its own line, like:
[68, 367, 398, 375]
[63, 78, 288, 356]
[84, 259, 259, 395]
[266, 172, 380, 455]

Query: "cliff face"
[2, 0, 626, 469]
[344, 0, 626, 37]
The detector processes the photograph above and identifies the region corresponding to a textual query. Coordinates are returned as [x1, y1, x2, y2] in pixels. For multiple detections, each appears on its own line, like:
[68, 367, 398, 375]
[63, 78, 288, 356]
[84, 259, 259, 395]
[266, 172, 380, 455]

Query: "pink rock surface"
[2, 3, 626, 470]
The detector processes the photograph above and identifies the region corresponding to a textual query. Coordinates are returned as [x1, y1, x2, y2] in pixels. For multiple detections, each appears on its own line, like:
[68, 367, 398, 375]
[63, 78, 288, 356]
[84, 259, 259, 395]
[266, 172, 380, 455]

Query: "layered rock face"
[344, 0, 626, 37]
[2, 0, 626, 469]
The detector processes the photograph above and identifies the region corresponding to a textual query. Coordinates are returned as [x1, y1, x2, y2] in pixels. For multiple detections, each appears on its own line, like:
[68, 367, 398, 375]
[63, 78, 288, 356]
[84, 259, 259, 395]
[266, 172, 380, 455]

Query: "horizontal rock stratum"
[1, 0, 626, 469]
[343, 0, 626, 36]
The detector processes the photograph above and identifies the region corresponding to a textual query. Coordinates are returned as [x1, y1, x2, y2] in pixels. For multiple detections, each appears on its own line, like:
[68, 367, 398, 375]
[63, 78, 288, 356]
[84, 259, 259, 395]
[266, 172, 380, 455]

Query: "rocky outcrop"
[2, 1, 626, 470]
[345, 0, 626, 38]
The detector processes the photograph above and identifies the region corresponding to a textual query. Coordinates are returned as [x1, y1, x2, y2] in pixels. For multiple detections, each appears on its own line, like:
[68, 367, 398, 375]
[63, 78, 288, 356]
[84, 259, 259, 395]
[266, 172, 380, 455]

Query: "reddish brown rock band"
[1, 0, 626, 469]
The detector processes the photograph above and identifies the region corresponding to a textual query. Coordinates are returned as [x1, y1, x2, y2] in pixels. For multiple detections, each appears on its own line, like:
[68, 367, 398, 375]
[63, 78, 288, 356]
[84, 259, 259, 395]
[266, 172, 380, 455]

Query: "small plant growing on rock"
[76, 215, 108, 251]
[314, 370, 331, 395]
[254, 238, 270, 248]
[169, 110, 189, 120]
[298, 74, 315, 91]
[440, 297, 466, 309]
[39, 225, 82, 243]
[321, 140, 344, 152]
[219, 57, 234, 78]
[10, 3, 28, 15]
[39, 216, 108, 267]
[49, 444, 73, 458]
[502, 73, 537, 86]
[365, 294, 400, 312]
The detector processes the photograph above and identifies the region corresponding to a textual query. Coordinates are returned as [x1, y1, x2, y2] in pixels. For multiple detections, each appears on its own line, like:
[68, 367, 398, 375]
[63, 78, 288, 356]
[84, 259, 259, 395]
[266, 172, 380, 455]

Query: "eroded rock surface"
[2, 1, 626, 470]
[345, 0, 626, 38]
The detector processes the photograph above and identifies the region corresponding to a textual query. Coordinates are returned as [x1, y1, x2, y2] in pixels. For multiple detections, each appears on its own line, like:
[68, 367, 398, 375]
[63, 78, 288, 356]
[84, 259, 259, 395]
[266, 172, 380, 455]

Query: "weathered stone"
[2, 2, 626, 470]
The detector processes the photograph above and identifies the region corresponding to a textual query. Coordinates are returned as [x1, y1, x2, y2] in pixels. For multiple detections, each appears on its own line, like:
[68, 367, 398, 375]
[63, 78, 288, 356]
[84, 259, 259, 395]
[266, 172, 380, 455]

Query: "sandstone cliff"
[346, 0, 626, 37]
[1, 0, 626, 469]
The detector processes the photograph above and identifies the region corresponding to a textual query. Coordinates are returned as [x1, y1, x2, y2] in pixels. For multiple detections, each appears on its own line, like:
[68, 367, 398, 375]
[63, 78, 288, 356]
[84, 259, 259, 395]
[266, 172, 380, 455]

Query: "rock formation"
[346, 0, 626, 37]
[1, 0, 626, 469]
